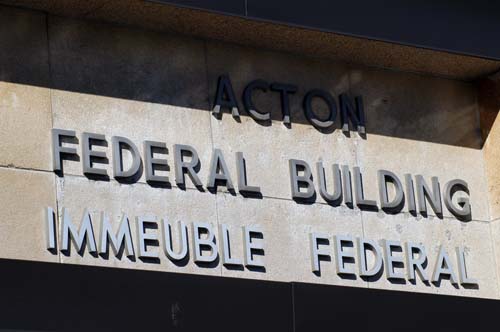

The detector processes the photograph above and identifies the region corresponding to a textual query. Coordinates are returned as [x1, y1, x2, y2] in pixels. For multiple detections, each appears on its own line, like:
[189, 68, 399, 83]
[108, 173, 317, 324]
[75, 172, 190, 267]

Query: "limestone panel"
[489, 220, 500, 298]
[52, 91, 213, 188]
[350, 67, 482, 148]
[362, 211, 498, 299]
[0, 6, 52, 170]
[55, 175, 220, 276]
[0, 168, 57, 262]
[48, 16, 213, 187]
[216, 193, 367, 289]
[354, 134, 489, 222]
[206, 41, 358, 202]
[349, 67, 487, 221]
[484, 115, 500, 221]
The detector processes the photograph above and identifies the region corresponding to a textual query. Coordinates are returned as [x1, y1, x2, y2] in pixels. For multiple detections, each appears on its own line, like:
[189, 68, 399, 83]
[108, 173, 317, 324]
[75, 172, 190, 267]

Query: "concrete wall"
[0, 5, 498, 299]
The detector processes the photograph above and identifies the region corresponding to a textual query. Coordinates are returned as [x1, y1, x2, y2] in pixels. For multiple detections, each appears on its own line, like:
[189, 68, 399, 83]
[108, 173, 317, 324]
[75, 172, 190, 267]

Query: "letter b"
[289, 159, 315, 200]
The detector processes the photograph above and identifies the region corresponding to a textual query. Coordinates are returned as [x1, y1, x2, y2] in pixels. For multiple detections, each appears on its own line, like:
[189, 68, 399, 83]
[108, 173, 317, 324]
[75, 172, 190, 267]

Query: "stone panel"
[354, 135, 489, 221]
[216, 193, 367, 289]
[362, 211, 498, 299]
[206, 41, 358, 202]
[489, 220, 500, 298]
[0, 168, 57, 262]
[350, 67, 488, 221]
[56, 175, 221, 276]
[0, 6, 52, 170]
[350, 67, 482, 148]
[52, 91, 213, 188]
[49, 15, 213, 187]
[484, 115, 500, 221]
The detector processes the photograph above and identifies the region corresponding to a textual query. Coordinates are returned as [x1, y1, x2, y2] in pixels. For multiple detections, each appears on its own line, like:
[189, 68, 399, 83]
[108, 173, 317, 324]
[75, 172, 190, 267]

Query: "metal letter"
[339, 94, 366, 135]
[404, 174, 417, 214]
[243, 79, 271, 121]
[212, 75, 240, 118]
[45, 207, 57, 251]
[432, 245, 458, 284]
[144, 140, 169, 183]
[310, 233, 330, 273]
[383, 240, 405, 280]
[112, 136, 141, 179]
[334, 235, 356, 276]
[207, 148, 234, 191]
[342, 165, 353, 206]
[174, 144, 203, 188]
[405, 242, 429, 282]
[357, 238, 383, 277]
[162, 219, 188, 261]
[270, 83, 297, 125]
[456, 246, 478, 286]
[220, 224, 242, 266]
[51, 128, 77, 172]
[99, 213, 135, 258]
[192, 222, 218, 263]
[415, 175, 443, 216]
[444, 179, 471, 220]
[378, 170, 404, 212]
[289, 159, 315, 200]
[316, 162, 341, 205]
[61, 208, 97, 254]
[236, 152, 261, 194]
[136, 216, 159, 259]
[81, 132, 107, 176]
[353, 166, 377, 209]
[303, 89, 337, 129]
[243, 225, 265, 268]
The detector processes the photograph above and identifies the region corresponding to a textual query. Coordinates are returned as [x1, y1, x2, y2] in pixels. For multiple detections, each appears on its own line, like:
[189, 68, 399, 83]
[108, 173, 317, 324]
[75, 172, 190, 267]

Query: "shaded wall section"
[1, 0, 499, 81]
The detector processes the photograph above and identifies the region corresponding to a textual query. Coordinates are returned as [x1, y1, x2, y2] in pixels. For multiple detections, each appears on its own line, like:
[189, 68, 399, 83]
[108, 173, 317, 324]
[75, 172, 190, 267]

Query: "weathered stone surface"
[350, 66, 487, 221]
[350, 67, 482, 149]
[0, 6, 52, 170]
[56, 174, 221, 276]
[217, 193, 367, 289]
[0, 3, 496, 301]
[484, 113, 500, 221]
[49, 15, 213, 187]
[48, 16, 209, 109]
[0, 6, 50, 87]
[362, 211, 498, 299]
[0, 168, 57, 262]
[52, 91, 213, 187]
[489, 220, 500, 298]
[355, 134, 490, 222]
[206, 41, 358, 202]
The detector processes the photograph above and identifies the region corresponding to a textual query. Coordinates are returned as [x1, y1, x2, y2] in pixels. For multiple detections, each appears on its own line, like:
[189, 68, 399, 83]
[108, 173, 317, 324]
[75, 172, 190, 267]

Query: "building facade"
[1, 1, 500, 331]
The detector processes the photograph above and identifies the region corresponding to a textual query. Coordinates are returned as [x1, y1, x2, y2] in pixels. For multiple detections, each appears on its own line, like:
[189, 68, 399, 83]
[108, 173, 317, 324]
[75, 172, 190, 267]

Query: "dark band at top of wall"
[152, 0, 500, 61]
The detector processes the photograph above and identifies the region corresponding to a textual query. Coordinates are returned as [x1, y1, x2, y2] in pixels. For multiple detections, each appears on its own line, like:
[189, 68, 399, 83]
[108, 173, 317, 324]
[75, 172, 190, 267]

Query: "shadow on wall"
[0, 6, 483, 149]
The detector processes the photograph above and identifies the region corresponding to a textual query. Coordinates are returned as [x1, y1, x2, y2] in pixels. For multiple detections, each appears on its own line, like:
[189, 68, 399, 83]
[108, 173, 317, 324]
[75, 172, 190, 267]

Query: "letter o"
[303, 89, 337, 129]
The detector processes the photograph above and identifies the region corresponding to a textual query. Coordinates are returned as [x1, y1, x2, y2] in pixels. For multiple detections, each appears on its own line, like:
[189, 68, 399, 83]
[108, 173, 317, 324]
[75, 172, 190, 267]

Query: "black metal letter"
[270, 83, 297, 125]
[340, 94, 366, 135]
[212, 75, 240, 118]
[243, 79, 271, 121]
[303, 89, 337, 129]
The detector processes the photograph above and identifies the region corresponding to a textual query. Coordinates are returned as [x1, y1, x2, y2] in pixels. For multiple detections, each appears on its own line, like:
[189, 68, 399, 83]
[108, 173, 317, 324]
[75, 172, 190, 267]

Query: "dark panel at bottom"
[0, 259, 498, 331]
[293, 283, 497, 332]
[0, 259, 292, 332]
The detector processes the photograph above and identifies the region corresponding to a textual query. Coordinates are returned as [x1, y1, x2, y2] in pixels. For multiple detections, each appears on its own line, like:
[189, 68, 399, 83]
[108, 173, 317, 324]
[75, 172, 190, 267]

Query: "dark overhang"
[1, 0, 500, 80]
[154, 0, 500, 61]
